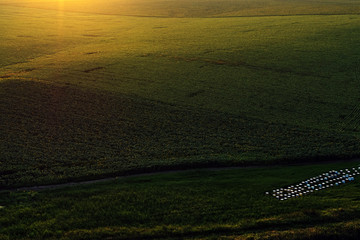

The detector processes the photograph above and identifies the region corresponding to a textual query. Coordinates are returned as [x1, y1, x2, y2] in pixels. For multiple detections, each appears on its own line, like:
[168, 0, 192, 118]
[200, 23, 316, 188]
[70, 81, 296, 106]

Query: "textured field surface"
[1, 6, 359, 129]
[1, 0, 360, 17]
[1, 2, 360, 187]
[2, 80, 360, 188]
[2, 161, 360, 239]
[2, 2, 360, 239]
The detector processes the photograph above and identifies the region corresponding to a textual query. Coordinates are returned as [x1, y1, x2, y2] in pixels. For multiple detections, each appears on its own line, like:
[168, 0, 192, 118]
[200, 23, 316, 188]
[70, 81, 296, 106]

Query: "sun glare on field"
[57, 0, 64, 11]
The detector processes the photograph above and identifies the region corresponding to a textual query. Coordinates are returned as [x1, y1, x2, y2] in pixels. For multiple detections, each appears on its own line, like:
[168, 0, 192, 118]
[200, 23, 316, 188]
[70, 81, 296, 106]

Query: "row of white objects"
[265, 166, 359, 201]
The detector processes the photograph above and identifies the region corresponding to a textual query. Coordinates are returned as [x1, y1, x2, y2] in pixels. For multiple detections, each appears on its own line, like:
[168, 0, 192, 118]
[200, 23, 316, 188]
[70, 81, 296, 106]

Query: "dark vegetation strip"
[240, 221, 360, 240]
[59, 219, 360, 240]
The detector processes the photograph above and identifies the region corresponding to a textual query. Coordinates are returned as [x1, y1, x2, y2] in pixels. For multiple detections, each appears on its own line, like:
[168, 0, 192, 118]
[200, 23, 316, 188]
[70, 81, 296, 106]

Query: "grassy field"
[2, 161, 360, 239]
[1, 2, 360, 187]
[1, 4, 360, 130]
[1, 0, 360, 239]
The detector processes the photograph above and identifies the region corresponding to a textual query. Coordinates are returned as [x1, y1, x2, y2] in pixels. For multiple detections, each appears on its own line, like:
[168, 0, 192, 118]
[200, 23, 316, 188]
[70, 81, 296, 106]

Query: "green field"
[1, 0, 360, 238]
[2, 79, 360, 188]
[1, 1, 360, 187]
[2, 161, 360, 240]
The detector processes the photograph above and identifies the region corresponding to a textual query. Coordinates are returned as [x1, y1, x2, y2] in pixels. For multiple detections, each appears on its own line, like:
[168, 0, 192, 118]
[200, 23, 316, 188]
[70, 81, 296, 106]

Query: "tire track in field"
[9, 158, 360, 192]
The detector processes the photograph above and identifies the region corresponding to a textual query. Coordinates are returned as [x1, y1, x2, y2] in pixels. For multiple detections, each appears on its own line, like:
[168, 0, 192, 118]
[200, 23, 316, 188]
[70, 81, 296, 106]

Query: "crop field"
[2, 79, 360, 188]
[1, 0, 360, 238]
[2, 161, 360, 239]
[1, 1, 360, 188]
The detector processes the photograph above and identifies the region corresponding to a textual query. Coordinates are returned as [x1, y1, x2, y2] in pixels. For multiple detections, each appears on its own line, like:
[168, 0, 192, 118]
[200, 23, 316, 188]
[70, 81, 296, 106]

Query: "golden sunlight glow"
[57, 0, 64, 11]
[56, 0, 65, 40]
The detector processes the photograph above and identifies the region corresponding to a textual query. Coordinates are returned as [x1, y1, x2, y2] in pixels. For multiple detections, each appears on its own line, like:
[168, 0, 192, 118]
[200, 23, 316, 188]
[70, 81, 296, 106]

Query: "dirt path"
[11, 158, 360, 192]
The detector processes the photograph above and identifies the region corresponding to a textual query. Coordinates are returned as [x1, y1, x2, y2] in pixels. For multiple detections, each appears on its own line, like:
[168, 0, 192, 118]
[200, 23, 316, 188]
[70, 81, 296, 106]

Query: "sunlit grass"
[1, 0, 359, 17]
[1, 6, 359, 130]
